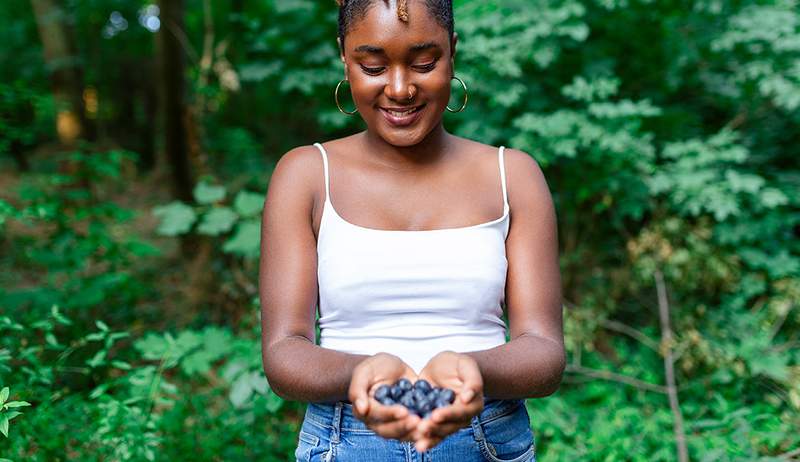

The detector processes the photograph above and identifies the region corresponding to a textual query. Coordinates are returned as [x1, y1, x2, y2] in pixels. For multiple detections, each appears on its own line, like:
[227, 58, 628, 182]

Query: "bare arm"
[465, 148, 565, 399]
[259, 146, 369, 403]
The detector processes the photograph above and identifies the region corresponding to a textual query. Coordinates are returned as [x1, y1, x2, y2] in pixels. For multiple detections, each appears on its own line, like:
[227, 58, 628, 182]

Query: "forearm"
[465, 333, 566, 399]
[263, 336, 369, 403]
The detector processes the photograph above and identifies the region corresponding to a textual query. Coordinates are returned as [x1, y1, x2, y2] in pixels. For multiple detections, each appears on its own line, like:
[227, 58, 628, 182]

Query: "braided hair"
[336, 0, 454, 50]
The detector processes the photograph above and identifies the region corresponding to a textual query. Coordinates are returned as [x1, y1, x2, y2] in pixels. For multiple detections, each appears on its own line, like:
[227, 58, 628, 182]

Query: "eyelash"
[359, 60, 438, 75]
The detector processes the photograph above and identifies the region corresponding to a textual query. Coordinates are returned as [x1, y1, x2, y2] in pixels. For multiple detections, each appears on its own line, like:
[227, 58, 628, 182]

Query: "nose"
[384, 67, 416, 102]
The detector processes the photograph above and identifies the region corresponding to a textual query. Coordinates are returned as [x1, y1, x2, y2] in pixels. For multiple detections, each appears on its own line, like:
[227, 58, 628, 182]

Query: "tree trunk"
[157, 0, 194, 202]
[29, 0, 94, 145]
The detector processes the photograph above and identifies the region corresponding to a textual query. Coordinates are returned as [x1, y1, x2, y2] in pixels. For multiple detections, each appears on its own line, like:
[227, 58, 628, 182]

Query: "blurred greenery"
[1, 0, 799, 460]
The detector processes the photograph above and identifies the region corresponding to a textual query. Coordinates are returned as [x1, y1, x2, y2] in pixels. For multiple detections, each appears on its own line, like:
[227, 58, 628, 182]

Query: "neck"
[361, 124, 452, 170]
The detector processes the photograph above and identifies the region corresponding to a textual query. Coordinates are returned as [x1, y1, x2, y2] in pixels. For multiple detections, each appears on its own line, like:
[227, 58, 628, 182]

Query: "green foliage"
[2, 0, 799, 460]
[0, 386, 31, 438]
[152, 182, 264, 258]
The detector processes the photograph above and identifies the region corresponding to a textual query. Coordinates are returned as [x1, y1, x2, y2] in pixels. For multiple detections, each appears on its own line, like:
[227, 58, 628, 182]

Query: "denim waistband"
[303, 398, 525, 439]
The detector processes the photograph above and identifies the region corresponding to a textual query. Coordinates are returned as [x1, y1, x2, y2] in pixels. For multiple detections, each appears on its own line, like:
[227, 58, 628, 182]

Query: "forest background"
[1, 0, 799, 461]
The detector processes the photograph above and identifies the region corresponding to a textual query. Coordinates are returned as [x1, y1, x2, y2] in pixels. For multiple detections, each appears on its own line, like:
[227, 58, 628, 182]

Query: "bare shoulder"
[502, 147, 553, 207]
[264, 144, 324, 217]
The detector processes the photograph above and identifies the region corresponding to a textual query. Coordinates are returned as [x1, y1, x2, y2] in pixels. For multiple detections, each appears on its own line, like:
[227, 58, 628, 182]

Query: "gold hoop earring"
[446, 76, 468, 113]
[335, 79, 358, 115]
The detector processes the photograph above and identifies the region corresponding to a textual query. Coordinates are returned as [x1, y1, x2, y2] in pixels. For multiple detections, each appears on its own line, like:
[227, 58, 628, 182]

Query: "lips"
[379, 104, 426, 127]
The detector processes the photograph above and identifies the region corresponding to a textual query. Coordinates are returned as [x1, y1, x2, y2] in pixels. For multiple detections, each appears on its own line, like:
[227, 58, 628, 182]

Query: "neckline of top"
[314, 142, 510, 234]
[324, 196, 509, 234]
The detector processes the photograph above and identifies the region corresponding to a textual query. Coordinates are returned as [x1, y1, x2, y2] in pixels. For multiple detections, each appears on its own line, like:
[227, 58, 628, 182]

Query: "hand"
[348, 353, 421, 441]
[413, 351, 484, 452]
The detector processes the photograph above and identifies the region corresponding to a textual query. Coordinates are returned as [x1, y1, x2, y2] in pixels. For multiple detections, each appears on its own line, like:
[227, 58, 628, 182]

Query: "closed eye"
[360, 65, 385, 75]
[413, 61, 438, 72]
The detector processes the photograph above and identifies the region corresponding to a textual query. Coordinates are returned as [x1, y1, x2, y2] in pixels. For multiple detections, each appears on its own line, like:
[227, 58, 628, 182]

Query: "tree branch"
[655, 269, 690, 462]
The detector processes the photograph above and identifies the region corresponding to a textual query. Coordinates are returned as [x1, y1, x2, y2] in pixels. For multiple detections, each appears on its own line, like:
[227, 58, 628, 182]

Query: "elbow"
[529, 346, 566, 398]
[261, 344, 295, 401]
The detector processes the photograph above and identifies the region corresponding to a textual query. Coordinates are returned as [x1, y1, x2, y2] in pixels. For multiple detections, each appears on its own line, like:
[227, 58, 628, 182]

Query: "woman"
[259, 0, 565, 460]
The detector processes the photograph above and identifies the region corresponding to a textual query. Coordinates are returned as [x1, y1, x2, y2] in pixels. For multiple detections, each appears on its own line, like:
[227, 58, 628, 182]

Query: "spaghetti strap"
[313, 142, 330, 203]
[498, 146, 509, 212]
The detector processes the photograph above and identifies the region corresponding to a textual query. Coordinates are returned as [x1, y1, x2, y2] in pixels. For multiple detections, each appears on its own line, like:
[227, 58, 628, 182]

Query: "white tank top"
[314, 142, 510, 374]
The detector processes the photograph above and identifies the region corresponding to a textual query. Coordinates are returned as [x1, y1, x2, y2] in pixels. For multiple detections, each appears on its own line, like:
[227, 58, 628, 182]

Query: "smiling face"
[339, 0, 457, 147]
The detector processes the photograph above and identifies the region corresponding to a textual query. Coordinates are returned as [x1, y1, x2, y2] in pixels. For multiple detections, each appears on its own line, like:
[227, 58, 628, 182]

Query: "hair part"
[336, 0, 454, 50]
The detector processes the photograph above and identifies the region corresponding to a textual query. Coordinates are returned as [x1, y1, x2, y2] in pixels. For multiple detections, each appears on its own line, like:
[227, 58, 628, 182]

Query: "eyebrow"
[353, 42, 442, 54]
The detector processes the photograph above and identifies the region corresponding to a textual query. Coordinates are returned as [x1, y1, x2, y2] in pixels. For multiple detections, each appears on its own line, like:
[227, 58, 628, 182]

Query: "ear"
[337, 37, 346, 63]
[450, 32, 459, 75]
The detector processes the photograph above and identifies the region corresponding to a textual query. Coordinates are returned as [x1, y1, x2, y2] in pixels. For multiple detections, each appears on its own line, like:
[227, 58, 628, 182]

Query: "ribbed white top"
[313, 143, 510, 374]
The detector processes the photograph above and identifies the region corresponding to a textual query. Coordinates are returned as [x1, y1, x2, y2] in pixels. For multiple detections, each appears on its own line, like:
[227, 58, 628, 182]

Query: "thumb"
[458, 358, 483, 404]
[349, 366, 373, 418]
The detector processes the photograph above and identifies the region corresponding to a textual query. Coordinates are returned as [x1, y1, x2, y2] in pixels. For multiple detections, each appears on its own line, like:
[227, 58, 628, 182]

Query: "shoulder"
[502, 147, 547, 190]
[502, 147, 556, 220]
[265, 144, 324, 212]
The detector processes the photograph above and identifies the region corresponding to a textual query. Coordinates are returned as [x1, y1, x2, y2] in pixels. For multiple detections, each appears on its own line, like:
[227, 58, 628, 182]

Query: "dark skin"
[260, 0, 564, 453]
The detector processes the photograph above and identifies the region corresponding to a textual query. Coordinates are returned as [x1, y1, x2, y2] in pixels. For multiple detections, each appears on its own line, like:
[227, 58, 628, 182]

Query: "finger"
[430, 403, 470, 424]
[426, 421, 465, 439]
[364, 403, 408, 425]
[371, 414, 420, 441]
[348, 367, 374, 419]
[415, 435, 443, 453]
[457, 359, 483, 404]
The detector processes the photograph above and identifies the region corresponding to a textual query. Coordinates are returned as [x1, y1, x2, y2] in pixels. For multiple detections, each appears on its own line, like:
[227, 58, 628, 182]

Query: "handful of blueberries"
[372, 378, 456, 418]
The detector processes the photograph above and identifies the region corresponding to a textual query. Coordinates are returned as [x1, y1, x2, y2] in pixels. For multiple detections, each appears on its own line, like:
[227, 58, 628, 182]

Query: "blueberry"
[412, 388, 427, 403]
[374, 384, 392, 401]
[390, 385, 404, 400]
[417, 398, 433, 416]
[378, 396, 396, 406]
[399, 394, 415, 409]
[413, 379, 432, 394]
[439, 388, 455, 404]
[434, 397, 451, 408]
[396, 378, 413, 391]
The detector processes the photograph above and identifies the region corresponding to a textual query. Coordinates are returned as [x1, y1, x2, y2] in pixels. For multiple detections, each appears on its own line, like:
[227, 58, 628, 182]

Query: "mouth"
[379, 104, 426, 127]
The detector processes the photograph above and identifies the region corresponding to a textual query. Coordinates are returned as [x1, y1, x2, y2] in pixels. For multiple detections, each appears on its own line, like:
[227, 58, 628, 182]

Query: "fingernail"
[462, 390, 474, 403]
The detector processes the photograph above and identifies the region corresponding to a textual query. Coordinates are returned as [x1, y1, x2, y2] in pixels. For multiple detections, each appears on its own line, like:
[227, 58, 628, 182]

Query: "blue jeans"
[294, 398, 536, 462]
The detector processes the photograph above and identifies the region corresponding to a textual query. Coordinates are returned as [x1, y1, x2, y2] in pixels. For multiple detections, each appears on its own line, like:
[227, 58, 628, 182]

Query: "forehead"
[345, 1, 450, 54]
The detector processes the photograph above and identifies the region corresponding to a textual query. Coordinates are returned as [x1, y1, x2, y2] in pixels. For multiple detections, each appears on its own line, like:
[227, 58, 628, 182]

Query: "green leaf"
[4, 411, 21, 421]
[152, 201, 197, 236]
[86, 350, 106, 368]
[229, 373, 253, 408]
[95, 320, 109, 332]
[233, 191, 264, 217]
[0, 415, 7, 437]
[265, 388, 284, 413]
[193, 181, 226, 204]
[0, 387, 8, 405]
[111, 360, 132, 370]
[222, 219, 261, 258]
[3, 401, 30, 409]
[197, 207, 238, 236]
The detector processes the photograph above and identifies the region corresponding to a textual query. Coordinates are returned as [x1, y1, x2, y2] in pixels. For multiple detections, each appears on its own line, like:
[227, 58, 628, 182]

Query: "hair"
[336, 0, 454, 50]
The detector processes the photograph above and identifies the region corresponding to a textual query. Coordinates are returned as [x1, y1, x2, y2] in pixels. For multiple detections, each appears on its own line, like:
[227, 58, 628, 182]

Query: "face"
[339, 0, 457, 147]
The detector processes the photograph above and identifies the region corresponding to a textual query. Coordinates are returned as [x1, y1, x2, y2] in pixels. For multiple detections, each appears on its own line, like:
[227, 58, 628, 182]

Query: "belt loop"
[470, 413, 485, 442]
[331, 402, 344, 444]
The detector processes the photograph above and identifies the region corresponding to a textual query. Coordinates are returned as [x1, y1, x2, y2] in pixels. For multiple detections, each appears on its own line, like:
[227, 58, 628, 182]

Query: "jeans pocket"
[295, 430, 320, 462]
[474, 401, 535, 462]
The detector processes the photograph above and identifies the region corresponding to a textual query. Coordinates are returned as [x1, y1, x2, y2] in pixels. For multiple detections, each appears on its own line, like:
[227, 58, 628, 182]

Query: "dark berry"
[417, 398, 433, 415]
[390, 385, 404, 400]
[396, 378, 413, 391]
[412, 388, 427, 403]
[439, 388, 455, 404]
[399, 394, 415, 409]
[374, 384, 391, 401]
[434, 397, 451, 408]
[378, 396, 396, 406]
[414, 379, 432, 394]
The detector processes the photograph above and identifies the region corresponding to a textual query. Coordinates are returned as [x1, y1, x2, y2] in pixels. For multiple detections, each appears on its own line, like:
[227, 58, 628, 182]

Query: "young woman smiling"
[259, 1, 565, 460]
